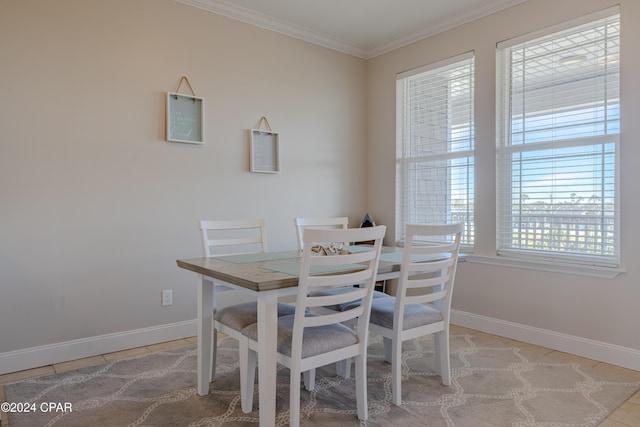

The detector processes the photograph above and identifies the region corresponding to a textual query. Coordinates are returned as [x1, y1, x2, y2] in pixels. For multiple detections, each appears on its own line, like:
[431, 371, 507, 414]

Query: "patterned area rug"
[5, 332, 640, 426]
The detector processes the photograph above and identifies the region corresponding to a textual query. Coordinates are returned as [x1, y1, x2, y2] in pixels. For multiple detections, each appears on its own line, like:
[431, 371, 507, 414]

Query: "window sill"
[465, 254, 625, 279]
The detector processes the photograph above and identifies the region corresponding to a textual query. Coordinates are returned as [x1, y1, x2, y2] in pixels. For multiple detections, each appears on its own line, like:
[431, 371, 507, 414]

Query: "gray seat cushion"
[369, 296, 443, 330]
[241, 314, 358, 359]
[310, 287, 388, 311]
[215, 301, 296, 331]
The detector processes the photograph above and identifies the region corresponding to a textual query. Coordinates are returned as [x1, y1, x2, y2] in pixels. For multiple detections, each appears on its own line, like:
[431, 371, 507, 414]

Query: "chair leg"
[336, 358, 351, 378]
[354, 352, 368, 421]
[434, 330, 451, 385]
[391, 337, 402, 406]
[303, 369, 315, 391]
[210, 327, 217, 382]
[289, 366, 302, 427]
[383, 337, 392, 363]
[240, 343, 257, 413]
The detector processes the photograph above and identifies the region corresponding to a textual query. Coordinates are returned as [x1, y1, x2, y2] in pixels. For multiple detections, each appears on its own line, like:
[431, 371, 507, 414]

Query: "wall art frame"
[250, 116, 280, 173]
[166, 76, 204, 144]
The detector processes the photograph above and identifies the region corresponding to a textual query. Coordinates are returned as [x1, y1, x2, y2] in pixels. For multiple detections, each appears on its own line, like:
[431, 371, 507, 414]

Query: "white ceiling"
[176, 0, 526, 59]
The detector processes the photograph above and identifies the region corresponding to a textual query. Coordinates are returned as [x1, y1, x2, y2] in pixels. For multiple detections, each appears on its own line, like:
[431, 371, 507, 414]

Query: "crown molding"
[367, 0, 527, 58]
[176, 0, 368, 58]
[176, 0, 527, 60]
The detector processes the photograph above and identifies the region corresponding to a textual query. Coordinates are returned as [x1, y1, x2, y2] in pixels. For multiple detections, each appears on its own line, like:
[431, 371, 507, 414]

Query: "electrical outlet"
[161, 289, 173, 306]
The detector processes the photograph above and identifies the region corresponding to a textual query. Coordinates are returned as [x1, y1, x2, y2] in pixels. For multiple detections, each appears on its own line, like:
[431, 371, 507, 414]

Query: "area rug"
[5, 332, 640, 426]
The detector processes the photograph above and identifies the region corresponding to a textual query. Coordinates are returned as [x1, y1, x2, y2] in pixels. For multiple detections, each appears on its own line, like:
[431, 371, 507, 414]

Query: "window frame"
[495, 7, 621, 271]
[395, 52, 475, 248]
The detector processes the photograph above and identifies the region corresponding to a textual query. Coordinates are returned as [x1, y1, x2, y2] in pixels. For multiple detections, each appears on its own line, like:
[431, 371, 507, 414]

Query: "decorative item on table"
[358, 214, 376, 245]
[310, 243, 351, 256]
[360, 213, 376, 228]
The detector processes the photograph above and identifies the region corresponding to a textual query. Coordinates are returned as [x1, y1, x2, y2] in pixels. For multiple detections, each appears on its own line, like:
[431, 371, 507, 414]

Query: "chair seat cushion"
[369, 296, 443, 330]
[215, 302, 296, 331]
[241, 314, 358, 359]
[310, 287, 388, 312]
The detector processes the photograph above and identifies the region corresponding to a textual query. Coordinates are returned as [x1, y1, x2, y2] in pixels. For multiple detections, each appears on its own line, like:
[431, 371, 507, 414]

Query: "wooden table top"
[177, 247, 405, 292]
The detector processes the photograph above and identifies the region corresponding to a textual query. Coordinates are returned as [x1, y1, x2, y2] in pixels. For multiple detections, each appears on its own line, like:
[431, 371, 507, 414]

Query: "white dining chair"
[199, 219, 296, 412]
[238, 225, 386, 426]
[368, 223, 463, 405]
[294, 216, 387, 378]
[294, 216, 349, 252]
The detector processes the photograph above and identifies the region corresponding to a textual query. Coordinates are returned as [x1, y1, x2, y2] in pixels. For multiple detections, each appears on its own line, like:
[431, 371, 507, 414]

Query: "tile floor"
[1, 328, 639, 426]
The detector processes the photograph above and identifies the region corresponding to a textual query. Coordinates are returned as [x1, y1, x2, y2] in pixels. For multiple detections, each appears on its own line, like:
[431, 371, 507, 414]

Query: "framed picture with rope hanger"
[166, 76, 204, 144]
[250, 116, 280, 173]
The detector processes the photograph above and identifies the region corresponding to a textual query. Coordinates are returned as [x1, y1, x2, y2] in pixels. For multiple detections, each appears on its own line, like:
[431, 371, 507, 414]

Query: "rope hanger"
[254, 116, 273, 132]
[173, 76, 198, 102]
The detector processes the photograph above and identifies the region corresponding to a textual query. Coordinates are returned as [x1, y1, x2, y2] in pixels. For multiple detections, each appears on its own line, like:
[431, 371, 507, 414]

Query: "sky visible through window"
[511, 104, 618, 205]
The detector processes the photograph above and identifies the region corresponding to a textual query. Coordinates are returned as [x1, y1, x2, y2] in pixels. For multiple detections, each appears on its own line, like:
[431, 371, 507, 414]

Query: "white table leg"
[197, 275, 214, 396]
[257, 292, 278, 427]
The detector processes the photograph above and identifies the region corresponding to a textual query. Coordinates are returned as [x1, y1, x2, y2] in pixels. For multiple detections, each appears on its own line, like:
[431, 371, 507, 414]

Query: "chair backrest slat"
[310, 250, 376, 265]
[305, 287, 368, 308]
[199, 219, 267, 257]
[294, 217, 349, 251]
[404, 267, 453, 289]
[410, 241, 460, 255]
[405, 258, 453, 276]
[405, 289, 447, 305]
[303, 308, 365, 328]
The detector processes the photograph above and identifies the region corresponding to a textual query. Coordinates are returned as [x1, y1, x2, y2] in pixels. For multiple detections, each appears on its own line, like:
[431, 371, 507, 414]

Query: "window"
[497, 8, 620, 267]
[396, 53, 474, 246]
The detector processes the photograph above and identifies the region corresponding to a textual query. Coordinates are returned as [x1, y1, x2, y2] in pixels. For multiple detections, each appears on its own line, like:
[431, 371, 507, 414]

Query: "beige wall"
[367, 0, 640, 361]
[0, 0, 367, 358]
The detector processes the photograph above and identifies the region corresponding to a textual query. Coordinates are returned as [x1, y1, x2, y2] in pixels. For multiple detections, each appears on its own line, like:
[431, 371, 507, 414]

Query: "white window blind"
[396, 53, 474, 245]
[497, 8, 620, 267]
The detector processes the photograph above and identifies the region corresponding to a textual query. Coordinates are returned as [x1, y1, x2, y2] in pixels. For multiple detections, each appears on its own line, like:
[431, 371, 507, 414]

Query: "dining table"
[176, 246, 455, 427]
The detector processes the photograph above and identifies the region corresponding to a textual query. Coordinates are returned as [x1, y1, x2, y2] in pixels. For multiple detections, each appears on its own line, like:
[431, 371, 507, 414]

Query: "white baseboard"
[0, 320, 197, 376]
[451, 309, 640, 372]
[3, 312, 639, 377]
